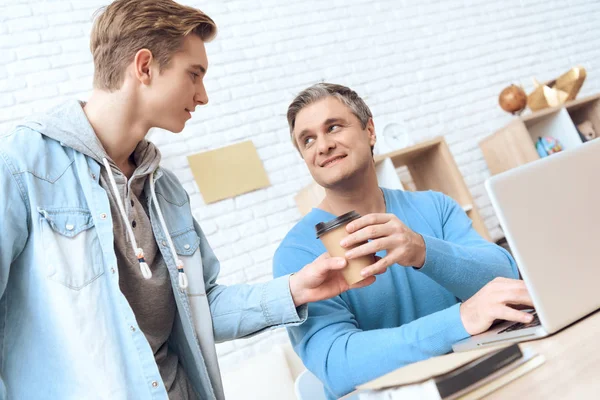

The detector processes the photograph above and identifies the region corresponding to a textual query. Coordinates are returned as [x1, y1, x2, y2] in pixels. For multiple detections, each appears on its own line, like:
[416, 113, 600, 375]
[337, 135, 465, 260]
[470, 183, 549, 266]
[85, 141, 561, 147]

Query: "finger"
[508, 304, 535, 311]
[341, 224, 391, 248]
[496, 306, 535, 324]
[349, 276, 376, 289]
[499, 286, 534, 308]
[314, 252, 331, 261]
[315, 257, 347, 272]
[345, 214, 391, 233]
[360, 256, 391, 277]
[345, 237, 389, 259]
[505, 296, 534, 308]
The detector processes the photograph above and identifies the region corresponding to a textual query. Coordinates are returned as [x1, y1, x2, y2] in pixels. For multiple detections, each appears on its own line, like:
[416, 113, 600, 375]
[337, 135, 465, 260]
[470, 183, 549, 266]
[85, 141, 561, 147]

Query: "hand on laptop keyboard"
[498, 311, 541, 334]
[460, 277, 534, 336]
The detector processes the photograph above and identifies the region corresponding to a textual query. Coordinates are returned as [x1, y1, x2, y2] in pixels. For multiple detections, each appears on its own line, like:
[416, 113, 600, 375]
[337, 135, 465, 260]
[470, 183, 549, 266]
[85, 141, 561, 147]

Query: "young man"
[0, 3, 373, 400]
[273, 83, 535, 399]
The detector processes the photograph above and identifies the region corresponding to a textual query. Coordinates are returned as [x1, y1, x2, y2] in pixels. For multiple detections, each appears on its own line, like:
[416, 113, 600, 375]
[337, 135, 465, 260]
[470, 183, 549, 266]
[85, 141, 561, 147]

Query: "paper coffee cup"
[316, 211, 375, 285]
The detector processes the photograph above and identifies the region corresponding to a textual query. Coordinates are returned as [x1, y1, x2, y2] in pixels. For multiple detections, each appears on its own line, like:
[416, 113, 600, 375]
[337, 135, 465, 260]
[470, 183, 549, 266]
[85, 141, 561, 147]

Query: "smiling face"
[293, 96, 376, 189]
[142, 34, 209, 133]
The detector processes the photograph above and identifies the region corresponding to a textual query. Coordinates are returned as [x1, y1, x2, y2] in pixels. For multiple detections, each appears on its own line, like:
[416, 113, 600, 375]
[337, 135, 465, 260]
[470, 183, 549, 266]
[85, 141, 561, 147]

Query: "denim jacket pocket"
[171, 228, 205, 296]
[172, 228, 201, 256]
[38, 207, 105, 290]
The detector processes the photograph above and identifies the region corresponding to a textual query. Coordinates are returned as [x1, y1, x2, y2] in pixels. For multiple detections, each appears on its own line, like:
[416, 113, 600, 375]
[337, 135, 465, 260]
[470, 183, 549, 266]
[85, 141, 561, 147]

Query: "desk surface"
[485, 309, 600, 399]
[345, 310, 600, 399]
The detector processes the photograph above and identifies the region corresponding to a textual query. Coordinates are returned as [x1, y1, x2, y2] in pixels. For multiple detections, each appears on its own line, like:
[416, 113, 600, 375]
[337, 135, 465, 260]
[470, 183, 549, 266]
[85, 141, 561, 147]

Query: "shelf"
[567, 95, 600, 140]
[374, 137, 443, 165]
[480, 93, 600, 176]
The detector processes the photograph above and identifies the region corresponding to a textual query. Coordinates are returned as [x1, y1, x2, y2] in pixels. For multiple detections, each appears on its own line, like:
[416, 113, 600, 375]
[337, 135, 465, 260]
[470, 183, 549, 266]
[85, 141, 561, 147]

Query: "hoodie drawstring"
[102, 158, 152, 280]
[102, 158, 188, 290]
[149, 171, 189, 290]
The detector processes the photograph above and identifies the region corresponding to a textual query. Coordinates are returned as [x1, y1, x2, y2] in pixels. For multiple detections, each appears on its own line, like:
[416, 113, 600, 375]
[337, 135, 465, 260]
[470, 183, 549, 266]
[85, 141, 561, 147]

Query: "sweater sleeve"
[418, 192, 519, 300]
[273, 244, 469, 399]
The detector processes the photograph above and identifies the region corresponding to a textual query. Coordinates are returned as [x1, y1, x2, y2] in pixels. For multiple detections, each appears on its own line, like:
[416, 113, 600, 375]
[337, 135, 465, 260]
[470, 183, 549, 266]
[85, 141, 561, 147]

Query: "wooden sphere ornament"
[499, 84, 527, 115]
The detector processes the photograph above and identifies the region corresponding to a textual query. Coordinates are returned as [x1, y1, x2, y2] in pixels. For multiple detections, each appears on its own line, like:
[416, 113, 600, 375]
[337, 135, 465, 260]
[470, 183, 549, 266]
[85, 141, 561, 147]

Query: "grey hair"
[287, 83, 373, 149]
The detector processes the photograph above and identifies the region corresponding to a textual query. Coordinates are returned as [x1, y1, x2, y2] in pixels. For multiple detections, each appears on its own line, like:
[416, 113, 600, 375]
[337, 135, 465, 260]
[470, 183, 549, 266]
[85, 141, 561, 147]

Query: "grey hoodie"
[26, 100, 196, 400]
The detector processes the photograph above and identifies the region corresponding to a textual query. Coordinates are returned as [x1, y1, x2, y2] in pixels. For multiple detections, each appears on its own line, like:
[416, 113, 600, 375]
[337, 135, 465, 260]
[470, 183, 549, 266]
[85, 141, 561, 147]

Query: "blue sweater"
[273, 188, 519, 398]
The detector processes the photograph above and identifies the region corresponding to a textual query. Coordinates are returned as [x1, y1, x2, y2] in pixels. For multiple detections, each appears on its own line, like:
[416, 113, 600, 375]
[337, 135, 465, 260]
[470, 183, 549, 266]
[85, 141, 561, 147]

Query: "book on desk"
[355, 344, 545, 400]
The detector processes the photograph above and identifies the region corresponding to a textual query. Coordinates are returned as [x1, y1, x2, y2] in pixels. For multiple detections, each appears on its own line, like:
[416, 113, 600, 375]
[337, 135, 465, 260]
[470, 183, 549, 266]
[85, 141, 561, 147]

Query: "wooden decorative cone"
[554, 66, 586, 101]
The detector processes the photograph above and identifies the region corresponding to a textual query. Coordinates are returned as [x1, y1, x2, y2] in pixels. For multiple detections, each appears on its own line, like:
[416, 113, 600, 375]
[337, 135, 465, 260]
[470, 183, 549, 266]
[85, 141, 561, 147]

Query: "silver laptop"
[453, 138, 600, 352]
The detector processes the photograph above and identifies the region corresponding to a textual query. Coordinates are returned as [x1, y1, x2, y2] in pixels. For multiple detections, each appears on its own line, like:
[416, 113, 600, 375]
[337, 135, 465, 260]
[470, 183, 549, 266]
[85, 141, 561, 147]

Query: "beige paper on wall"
[187, 141, 270, 204]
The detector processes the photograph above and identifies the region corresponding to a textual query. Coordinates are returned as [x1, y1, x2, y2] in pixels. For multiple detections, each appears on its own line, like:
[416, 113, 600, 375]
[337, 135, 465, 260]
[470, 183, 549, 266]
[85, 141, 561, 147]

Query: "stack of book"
[356, 344, 545, 400]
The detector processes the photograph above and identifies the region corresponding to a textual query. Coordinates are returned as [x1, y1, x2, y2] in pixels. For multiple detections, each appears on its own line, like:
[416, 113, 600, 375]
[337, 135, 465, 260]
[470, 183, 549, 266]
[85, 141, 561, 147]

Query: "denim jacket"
[0, 119, 306, 399]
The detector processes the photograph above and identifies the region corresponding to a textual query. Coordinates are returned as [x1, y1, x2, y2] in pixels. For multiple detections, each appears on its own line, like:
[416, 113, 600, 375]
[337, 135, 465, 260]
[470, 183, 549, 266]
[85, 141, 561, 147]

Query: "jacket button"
[65, 224, 74, 231]
[184, 244, 190, 250]
[100, 213, 107, 220]
[130, 326, 136, 332]
[151, 381, 159, 388]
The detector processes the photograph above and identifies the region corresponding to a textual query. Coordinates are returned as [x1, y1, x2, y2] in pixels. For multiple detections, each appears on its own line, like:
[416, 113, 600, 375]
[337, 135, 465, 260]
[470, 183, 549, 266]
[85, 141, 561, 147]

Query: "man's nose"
[317, 135, 335, 154]
[195, 85, 209, 106]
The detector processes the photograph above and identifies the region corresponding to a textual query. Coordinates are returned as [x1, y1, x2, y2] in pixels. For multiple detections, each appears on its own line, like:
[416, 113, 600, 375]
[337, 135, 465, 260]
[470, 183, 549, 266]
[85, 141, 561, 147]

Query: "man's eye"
[304, 137, 315, 146]
[328, 124, 340, 132]
[190, 72, 199, 82]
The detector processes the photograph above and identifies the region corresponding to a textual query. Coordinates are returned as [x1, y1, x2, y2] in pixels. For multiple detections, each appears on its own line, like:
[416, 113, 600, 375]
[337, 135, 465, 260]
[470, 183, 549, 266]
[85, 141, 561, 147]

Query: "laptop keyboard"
[497, 311, 540, 334]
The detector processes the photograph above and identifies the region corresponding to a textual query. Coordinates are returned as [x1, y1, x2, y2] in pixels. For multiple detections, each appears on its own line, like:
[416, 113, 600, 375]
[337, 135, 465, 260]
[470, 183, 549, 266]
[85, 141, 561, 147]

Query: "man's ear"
[133, 48, 154, 85]
[366, 118, 376, 147]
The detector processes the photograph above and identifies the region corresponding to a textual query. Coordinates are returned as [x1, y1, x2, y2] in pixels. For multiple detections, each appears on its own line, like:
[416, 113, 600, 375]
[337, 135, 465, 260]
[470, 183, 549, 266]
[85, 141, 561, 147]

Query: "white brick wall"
[2, 0, 600, 376]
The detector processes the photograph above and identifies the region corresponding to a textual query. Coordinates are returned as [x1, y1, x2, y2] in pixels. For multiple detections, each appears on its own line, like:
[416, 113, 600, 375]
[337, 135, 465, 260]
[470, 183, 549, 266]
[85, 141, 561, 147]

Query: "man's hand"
[460, 277, 534, 335]
[289, 253, 375, 307]
[340, 213, 426, 277]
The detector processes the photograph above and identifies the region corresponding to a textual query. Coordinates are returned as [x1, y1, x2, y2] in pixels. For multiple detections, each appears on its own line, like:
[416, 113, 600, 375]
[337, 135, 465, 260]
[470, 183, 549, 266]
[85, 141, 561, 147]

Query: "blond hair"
[287, 83, 373, 150]
[90, 0, 217, 90]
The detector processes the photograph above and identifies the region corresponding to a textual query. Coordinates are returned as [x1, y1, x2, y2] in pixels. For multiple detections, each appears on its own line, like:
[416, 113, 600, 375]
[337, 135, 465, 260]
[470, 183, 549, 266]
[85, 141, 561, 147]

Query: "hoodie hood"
[19, 99, 161, 176]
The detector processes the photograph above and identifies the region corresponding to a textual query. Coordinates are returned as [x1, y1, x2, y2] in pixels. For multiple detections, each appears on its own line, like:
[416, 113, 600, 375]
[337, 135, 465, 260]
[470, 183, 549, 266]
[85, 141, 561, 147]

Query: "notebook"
[354, 344, 544, 400]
